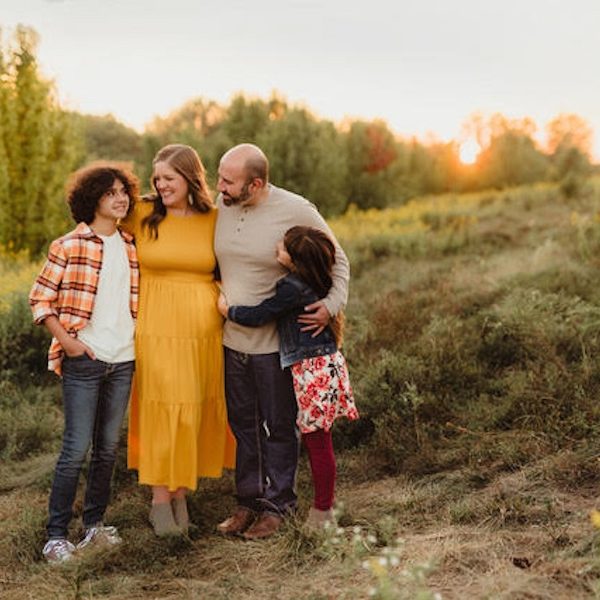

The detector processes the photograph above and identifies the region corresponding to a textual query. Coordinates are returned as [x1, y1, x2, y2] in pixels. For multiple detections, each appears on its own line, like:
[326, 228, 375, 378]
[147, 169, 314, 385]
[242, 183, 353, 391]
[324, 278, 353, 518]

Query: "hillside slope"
[2, 179, 600, 599]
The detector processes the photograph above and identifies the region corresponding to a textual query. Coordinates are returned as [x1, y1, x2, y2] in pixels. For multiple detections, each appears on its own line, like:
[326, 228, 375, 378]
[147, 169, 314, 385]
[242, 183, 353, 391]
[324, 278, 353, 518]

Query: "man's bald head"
[221, 144, 269, 185]
[217, 144, 270, 207]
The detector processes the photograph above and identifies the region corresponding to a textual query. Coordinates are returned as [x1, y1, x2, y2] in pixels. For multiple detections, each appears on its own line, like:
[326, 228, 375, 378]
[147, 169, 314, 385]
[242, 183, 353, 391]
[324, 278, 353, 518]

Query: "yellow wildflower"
[589, 509, 600, 529]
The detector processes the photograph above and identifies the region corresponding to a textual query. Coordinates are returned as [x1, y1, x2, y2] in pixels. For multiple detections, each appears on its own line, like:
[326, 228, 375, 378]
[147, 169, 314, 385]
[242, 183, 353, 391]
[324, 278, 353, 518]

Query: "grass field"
[2, 178, 600, 599]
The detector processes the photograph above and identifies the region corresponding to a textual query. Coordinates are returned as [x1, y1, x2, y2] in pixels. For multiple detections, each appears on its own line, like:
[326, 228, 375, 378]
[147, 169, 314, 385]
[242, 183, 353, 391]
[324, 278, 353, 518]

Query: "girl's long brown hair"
[142, 144, 213, 239]
[283, 226, 345, 346]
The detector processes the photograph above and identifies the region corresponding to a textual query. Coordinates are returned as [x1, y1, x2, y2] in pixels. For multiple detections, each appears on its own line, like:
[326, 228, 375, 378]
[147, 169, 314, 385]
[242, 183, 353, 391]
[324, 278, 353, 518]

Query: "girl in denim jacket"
[218, 226, 358, 529]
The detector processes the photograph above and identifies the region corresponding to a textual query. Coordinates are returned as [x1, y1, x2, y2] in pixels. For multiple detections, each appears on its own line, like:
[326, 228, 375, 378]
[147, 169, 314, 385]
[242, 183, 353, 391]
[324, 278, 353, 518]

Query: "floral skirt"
[291, 351, 359, 434]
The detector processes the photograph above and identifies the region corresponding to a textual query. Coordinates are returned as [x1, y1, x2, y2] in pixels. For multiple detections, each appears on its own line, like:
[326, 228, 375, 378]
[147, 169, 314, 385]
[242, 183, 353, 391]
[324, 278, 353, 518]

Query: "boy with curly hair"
[29, 162, 140, 563]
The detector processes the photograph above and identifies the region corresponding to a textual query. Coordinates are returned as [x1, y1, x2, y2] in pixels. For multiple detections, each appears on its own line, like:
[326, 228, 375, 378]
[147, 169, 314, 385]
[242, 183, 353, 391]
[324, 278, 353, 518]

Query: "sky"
[2, 0, 600, 158]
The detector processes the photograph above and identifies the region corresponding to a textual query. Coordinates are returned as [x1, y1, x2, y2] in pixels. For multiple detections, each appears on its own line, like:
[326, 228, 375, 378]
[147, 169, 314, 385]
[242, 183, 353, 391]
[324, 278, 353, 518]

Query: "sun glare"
[459, 139, 480, 165]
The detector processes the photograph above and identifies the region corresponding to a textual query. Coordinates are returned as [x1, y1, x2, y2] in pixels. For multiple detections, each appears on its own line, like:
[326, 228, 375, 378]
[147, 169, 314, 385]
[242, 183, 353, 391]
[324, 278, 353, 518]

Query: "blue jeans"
[47, 355, 134, 539]
[224, 349, 299, 515]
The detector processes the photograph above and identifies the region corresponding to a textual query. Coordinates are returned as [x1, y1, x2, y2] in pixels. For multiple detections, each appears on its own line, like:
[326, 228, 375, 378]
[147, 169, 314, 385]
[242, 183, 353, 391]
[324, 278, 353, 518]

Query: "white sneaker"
[77, 523, 122, 551]
[43, 538, 76, 564]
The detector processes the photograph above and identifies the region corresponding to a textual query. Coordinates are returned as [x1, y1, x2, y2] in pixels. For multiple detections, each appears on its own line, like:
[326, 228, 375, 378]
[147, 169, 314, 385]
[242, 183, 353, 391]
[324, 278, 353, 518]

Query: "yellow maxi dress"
[124, 201, 235, 491]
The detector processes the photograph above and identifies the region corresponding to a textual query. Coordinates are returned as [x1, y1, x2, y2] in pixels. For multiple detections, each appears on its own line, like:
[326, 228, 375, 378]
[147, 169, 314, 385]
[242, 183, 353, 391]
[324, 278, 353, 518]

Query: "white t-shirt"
[78, 231, 135, 363]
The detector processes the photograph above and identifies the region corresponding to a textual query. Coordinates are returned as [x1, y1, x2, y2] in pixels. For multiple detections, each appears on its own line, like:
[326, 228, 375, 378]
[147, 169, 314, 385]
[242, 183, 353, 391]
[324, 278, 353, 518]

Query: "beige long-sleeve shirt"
[214, 184, 350, 354]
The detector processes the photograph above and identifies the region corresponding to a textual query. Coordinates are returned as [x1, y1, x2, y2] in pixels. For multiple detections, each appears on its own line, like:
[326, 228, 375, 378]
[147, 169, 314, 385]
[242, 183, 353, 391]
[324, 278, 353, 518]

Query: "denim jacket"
[228, 273, 338, 369]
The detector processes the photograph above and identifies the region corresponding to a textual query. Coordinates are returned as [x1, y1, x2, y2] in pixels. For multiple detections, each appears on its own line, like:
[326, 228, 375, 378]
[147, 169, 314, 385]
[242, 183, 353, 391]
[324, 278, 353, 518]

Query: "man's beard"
[222, 181, 252, 206]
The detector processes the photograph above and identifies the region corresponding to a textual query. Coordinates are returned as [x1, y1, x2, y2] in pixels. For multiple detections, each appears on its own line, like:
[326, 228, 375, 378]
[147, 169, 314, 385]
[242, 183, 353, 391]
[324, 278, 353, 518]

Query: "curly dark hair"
[66, 162, 140, 224]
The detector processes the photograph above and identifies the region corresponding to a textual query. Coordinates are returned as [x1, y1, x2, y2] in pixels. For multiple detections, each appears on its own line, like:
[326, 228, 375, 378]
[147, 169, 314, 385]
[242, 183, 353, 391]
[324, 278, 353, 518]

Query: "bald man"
[214, 144, 349, 539]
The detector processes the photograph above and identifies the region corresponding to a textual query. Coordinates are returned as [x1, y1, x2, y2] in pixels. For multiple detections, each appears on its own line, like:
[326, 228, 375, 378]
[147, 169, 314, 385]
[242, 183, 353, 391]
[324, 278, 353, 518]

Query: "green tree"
[478, 131, 548, 188]
[206, 92, 288, 183]
[345, 120, 408, 209]
[422, 141, 463, 194]
[466, 114, 549, 188]
[223, 94, 271, 143]
[0, 30, 11, 218]
[143, 97, 227, 182]
[258, 108, 348, 216]
[545, 113, 592, 181]
[0, 26, 77, 256]
[546, 113, 593, 157]
[69, 112, 144, 168]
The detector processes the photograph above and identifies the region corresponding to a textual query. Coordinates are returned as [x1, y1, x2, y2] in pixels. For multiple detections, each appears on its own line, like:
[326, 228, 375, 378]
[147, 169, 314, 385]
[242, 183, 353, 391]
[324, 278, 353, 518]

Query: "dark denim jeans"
[47, 355, 134, 539]
[224, 348, 299, 515]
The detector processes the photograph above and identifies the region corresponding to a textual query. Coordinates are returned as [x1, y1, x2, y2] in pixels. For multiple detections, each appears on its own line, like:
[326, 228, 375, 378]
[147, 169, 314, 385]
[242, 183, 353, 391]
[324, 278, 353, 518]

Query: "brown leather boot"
[216, 507, 256, 535]
[242, 513, 283, 540]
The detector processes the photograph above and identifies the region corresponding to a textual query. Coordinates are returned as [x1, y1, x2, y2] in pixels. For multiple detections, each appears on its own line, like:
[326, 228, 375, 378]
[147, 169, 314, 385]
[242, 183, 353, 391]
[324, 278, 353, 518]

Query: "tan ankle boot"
[305, 507, 336, 531]
[172, 497, 189, 533]
[149, 503, 181, 536]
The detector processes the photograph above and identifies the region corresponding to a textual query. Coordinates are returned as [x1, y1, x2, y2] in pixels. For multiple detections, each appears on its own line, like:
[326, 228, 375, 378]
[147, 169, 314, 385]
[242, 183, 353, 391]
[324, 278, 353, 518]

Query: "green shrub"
[0, 381, 61, 461]
[354, 350, 456, 470]
[347, 261, 600, 475]
[560, 173, 586, 199]
[0, 504, 47, 567]
[477, 288, 600, 370]
[0, 293, 51, 384]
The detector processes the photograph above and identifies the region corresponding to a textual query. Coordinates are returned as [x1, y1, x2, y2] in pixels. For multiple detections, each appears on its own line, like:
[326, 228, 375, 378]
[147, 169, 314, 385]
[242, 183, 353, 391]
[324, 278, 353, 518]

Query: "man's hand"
[297, 300, 331, 337]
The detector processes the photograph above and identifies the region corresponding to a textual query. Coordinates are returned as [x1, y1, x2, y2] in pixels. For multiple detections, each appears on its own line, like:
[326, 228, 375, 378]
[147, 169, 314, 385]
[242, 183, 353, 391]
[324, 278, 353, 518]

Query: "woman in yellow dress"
[123, 144, 234, 535]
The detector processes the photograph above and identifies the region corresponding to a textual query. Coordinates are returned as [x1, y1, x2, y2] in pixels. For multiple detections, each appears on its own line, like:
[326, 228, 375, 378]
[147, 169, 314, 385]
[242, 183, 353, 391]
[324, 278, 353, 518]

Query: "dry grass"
[1, 447, 600, 599]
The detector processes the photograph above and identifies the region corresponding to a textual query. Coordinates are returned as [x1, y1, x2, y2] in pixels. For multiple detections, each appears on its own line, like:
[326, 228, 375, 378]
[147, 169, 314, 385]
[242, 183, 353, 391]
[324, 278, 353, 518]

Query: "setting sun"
[459, 139, 480, 165]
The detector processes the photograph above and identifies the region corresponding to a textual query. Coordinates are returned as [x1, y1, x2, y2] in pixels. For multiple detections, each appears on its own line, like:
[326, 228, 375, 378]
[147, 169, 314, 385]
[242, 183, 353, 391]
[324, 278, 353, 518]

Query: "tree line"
[0, 26, 595, 257]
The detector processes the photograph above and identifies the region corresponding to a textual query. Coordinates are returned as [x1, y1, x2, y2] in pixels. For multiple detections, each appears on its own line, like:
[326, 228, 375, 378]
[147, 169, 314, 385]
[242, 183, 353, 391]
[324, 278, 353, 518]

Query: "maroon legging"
[302, 429, 336, 510]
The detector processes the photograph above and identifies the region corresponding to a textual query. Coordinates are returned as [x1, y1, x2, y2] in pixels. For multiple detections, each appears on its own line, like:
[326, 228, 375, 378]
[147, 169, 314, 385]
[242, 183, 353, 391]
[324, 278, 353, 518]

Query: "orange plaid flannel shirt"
[29, 222, 139, 375]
